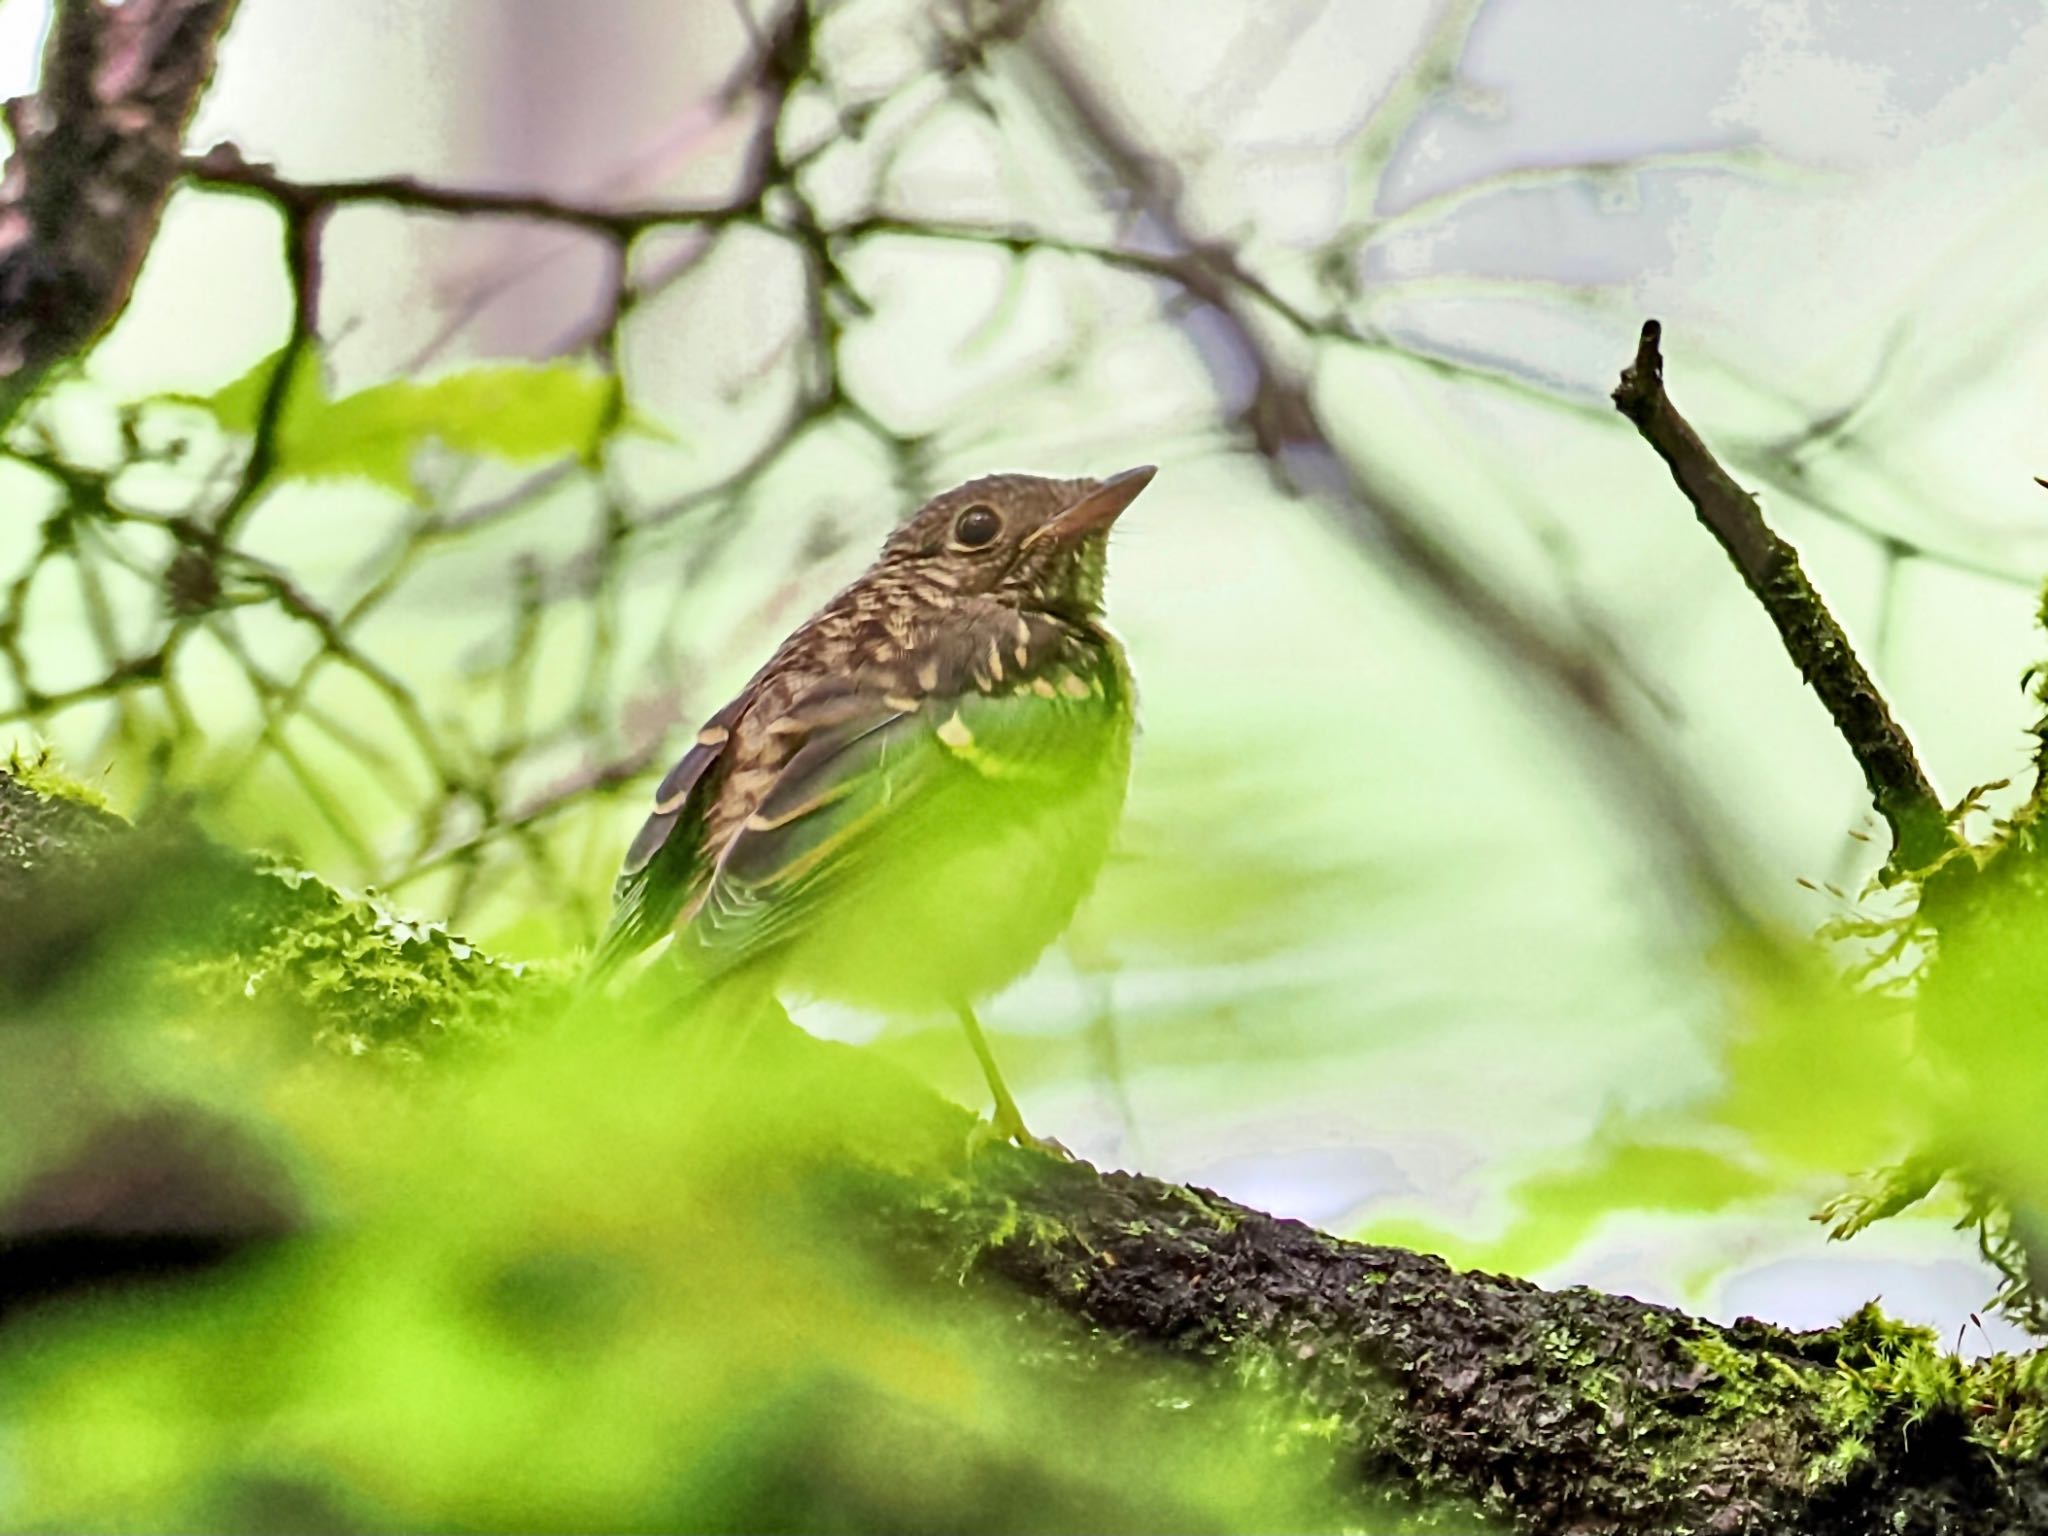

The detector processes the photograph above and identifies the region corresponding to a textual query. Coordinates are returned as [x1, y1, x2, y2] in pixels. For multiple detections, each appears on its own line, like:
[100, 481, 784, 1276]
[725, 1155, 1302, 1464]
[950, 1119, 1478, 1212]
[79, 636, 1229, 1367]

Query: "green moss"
[5, 744, 117, 815]
[1679, 1299, 2048, 1494]
[1830, 1298, 1939, 1361]
[914, 1173, 1087, 1286]
[1819, 1302, 2048, 1461]
[1, 750, 543, 1062]
[972, 1194, 1073, 1259]
[1676, 1331, 1867, 1499]
[1686, 1333, 1818, 1414]
[1806, 1432, 1870, 1488]
[1538, 1320, 1609, 1373]
[173, 860, 550, 1061]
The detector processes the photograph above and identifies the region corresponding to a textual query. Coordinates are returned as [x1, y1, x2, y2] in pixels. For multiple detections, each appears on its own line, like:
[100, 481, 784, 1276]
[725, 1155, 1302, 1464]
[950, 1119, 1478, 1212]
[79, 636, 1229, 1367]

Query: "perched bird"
[593, 467, 1155, 1147]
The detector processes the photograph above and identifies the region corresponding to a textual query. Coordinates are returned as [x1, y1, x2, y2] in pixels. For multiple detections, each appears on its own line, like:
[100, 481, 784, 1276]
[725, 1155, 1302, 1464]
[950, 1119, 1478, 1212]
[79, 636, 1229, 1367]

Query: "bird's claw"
[966, 1113, 1073, 1161]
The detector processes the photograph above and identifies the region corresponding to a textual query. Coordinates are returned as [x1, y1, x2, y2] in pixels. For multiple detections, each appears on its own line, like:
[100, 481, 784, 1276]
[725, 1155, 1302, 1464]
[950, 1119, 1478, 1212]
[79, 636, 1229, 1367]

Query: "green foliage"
[179, 349, 619, 495]
[1815, 1157, 1946, 1244]
[1363, 1136, 1775, 1277]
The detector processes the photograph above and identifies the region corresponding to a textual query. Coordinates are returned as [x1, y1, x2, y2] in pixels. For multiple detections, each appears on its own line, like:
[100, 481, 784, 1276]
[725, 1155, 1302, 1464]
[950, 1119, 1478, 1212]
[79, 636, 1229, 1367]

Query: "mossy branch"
[1613, 320, 1956, 876]
[6, 762, 2047, 1534]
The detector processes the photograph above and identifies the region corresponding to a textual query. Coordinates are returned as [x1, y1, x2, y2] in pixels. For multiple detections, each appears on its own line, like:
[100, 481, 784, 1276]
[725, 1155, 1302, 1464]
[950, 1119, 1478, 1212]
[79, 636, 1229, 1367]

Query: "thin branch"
[1345, 0, 1486, 210]
[182, 143, 757, 238]
[383, 743, 663, 890]
[1361, 143, 1803, 246]
[0, 0, 916, 921]
[1612, 319, 1955, 874]
[207, 195, 321, 542]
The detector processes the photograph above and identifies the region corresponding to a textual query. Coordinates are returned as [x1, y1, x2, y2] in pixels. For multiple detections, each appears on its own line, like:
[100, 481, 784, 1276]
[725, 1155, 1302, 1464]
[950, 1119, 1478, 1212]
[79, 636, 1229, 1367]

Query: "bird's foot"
[966, 1111, 1073, 1161]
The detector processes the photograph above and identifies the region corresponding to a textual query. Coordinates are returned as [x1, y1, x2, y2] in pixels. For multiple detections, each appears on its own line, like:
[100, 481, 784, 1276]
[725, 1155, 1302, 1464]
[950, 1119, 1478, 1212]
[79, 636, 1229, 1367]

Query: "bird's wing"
[586, 692, 750, 983]
[683, 672, 1120, 969]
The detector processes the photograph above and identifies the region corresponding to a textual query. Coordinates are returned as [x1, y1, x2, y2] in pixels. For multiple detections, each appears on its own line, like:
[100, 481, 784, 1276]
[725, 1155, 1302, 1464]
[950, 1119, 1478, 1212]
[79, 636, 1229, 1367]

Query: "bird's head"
[880, 467, 1156, 620]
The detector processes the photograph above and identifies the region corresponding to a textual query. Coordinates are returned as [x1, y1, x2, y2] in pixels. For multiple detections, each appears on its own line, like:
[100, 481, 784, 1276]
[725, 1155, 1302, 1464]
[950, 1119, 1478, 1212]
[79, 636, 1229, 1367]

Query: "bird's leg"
[955, 1002, 1068, 1157]
[956, 1001, 1030, 1139]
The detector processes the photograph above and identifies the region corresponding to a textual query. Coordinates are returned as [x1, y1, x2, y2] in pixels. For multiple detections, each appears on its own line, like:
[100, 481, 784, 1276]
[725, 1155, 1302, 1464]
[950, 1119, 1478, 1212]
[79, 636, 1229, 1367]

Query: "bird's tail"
[574, 918, 740, 1023]
[575, 874, 693, 1005]
[577, 917, 652, 1002]
[574, 866, 781, 1028]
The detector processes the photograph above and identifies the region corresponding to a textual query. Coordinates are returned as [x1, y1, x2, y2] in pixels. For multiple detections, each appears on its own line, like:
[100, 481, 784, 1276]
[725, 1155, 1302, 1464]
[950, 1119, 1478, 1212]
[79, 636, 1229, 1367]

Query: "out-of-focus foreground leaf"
[0, 768, 1373, 1534]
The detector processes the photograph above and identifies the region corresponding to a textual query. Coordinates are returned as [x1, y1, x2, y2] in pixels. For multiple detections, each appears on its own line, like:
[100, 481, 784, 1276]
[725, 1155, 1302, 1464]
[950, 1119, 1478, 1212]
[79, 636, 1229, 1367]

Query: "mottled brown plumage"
[595, 467, 1155, 1144]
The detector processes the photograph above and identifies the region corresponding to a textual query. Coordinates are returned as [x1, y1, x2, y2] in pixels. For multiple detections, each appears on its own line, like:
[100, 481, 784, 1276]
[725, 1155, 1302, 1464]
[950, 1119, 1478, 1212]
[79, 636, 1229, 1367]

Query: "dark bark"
[929, 1156, 2048, 1534]
[0, 0, 241, 427]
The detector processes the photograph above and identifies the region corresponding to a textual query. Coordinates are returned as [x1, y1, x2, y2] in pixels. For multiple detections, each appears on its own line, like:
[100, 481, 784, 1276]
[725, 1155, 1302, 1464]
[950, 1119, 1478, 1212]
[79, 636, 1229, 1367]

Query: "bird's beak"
[1027, 465, 1157, 549]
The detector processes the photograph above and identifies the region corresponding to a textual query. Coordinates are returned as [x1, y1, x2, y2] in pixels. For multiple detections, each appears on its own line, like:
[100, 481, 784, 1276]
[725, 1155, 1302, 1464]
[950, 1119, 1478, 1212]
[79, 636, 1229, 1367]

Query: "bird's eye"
[952, 504, 1002, 549]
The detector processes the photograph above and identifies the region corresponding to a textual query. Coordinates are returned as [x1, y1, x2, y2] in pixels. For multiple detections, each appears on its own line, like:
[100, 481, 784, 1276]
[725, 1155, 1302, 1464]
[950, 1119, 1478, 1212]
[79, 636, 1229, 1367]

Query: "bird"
[590, 466, 1156, 1148]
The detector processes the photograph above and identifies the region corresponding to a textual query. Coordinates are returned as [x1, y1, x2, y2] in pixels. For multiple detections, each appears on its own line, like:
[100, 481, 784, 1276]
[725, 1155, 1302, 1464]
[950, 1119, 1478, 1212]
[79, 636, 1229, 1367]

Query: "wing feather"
[595, 630, 1127, 991]
[585, 693, 748, 982]
[677, 672, 1121, 971]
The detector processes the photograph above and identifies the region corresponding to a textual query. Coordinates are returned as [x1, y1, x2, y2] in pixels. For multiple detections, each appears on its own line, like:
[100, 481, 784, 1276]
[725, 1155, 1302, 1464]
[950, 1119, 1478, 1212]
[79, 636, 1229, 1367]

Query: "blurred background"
[5, 0, 2047, 1350]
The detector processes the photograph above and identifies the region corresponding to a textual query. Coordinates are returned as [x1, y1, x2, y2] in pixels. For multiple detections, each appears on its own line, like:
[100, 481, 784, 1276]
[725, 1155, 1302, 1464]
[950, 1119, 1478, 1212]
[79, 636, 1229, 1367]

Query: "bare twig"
[183, 143, 754, 239]
[0, 0, 241, 427]
[207, 193, 322, 542]
[1613, 319, 1955, 874]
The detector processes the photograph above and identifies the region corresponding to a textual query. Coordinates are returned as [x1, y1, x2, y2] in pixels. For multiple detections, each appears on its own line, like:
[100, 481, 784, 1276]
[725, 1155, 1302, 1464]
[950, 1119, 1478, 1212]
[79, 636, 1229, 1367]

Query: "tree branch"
[942, 1158, 2045, 1536]
[0, 0, 241, 428]
[1613, 320, 1956, 875]
[183, 142, 754, 238]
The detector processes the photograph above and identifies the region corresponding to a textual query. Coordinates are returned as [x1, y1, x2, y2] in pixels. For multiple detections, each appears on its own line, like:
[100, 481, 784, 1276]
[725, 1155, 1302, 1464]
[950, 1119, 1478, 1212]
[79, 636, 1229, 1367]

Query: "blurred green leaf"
[1362, 1134, 1774, 1277]
[0, 936, 1362, 1532]
[177, 349, 617, 495]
